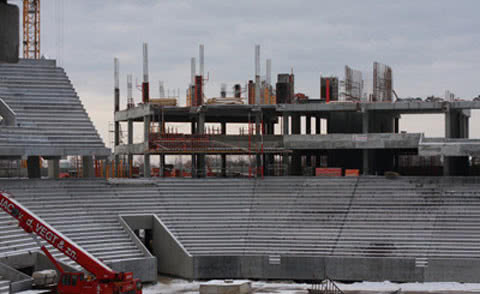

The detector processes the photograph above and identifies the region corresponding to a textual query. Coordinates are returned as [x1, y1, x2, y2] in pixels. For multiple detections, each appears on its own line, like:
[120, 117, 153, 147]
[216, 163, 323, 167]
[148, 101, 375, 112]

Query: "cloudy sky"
[10, 0, 480, 145]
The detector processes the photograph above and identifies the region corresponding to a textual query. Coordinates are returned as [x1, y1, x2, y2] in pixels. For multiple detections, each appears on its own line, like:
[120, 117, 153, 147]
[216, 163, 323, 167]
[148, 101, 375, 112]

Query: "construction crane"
[23, 0, 40, 59]
[0, 191, 143, 294]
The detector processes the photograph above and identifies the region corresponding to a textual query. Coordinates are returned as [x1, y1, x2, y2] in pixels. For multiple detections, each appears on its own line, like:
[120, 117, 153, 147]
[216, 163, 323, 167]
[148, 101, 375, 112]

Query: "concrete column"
[306, 115, 311, 135]
[315, 116, 321, 135]
[255, 112, 262, 178]
[128, 119, 133, 177]
[291, 115, 301, 175]
[114, 121, 120, 177]
[191, 155, 197, 178]
[191, 119, 196, 134]
[82, 156, 94, 178]
[144, 115, 151, 178]
[291, 114, 301, 134]
[282, 114, 289, 135]
[48, 159, 60, 179]
[103, 159, 109, 179]
[316, 116, 322, 169]
[394, 116, 400, 134]
[160, 155, 165, 177]
[444, 109, 470, 176]
[362, 110, 369, 175]
[27, 156, 41, 179]
[282, 114, 290, 175]
[221, 122, 227, 177]
[265, 120, 275, 176]
[197, 112, 205, 177]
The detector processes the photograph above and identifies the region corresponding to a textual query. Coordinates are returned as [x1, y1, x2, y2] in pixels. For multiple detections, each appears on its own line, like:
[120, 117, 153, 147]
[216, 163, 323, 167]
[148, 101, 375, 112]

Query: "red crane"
[0, 191, 142, 294]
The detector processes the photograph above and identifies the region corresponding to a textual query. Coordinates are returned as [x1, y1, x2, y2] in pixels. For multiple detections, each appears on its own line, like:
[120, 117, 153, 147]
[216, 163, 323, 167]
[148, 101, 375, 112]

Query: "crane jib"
[0, 195, 78, 261]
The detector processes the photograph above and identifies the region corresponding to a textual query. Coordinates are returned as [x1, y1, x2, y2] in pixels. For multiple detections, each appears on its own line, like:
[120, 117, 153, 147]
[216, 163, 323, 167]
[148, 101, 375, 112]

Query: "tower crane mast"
[23, 0, 40, 59]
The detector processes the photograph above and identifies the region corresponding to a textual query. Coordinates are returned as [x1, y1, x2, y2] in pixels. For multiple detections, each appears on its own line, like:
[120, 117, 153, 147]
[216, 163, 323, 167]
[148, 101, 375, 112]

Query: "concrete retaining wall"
[118, 215, 157, 282]
[191, 256, 421, 282]
[152, 215, 193, 278]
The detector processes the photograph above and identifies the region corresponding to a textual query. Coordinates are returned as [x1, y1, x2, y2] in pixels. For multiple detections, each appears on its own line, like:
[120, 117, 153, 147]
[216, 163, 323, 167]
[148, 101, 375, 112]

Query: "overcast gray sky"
[12, 0, 480, 145]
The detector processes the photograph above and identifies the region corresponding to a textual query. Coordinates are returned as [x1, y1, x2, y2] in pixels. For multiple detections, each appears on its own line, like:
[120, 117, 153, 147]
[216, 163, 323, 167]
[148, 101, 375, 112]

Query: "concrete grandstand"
[3, 177, 480, 284]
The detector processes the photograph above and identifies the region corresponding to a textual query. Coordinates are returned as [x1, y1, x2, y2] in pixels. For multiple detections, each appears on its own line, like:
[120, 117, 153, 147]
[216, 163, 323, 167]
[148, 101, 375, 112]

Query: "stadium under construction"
[3, 1, 480, 293]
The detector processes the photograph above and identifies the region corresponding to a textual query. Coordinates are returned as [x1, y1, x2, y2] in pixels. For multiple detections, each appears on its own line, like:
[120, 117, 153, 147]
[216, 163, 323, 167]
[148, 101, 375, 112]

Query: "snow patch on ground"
[143, 279, 480, 294]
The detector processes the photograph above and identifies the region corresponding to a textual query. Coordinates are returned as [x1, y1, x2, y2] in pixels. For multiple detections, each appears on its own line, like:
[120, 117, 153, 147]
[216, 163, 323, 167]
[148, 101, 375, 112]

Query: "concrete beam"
[115, 104, 152, 121]
[285, 133, 421, 150]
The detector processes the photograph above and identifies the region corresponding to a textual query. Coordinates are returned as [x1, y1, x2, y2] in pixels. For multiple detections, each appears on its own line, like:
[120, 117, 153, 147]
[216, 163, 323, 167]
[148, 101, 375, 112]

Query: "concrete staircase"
[0, 59, 109, 156]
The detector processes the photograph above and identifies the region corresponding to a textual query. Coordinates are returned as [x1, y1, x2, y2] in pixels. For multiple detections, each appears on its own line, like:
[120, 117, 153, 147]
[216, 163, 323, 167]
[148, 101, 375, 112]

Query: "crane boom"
[0, 191, 115, 280]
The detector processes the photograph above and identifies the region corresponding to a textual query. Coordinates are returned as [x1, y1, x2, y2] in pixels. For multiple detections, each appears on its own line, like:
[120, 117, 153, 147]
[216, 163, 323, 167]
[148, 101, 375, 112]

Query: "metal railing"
[308, 279, 345, 294]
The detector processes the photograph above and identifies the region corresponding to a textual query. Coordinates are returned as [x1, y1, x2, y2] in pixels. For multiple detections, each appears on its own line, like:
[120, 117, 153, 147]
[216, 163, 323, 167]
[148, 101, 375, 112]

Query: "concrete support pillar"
[362, 110, 369, 175]
[160, 155, 165, 177]
[291, 114, 301, 134]
[306, 115, 311, 135]
[444, 109, 470, 176]
[197, 112, 205, 177]
[282, 114, 289, 135]
[394, 116, 400, 134]
[221, 122, 227, 177]
[315, 116, 322, 169]
[255, 112, 262, 178]
[114, 121, 120, 177]
[315, 116, 321, 135]
[48, 159, 60, 179]
[82, 156, 94, 178]
[265, 120, 274, 176]
[27, 156, 41, 179]
[191, 155, 197, 178]
[128, 119, 133, 177]
[291, 115, 301, 175]
[144, 115, 151, 178]
[103, 159, 109, 179]
[282, 114, 290, 175]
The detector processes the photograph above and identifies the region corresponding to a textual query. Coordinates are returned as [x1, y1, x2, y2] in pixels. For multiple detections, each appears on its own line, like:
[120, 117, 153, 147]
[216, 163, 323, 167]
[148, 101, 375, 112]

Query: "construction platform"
[3, 177, 480, 283]
[114, 100, 478, 177]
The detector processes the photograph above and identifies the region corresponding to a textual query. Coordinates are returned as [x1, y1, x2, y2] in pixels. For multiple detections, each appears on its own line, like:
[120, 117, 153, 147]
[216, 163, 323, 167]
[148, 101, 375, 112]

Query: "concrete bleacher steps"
[2, 177, 480, 282]
[0, 59, 109, 157]
[0, 278, 9, 294]
[0, 179, 149, 280]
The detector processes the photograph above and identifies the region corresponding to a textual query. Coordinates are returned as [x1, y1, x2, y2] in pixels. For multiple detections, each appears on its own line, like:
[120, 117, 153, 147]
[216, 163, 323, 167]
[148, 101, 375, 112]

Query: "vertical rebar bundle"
[255, 45, 261, 104]
[199, 44, 204, 77]
[114, 58, 120, 112]
[191, 57, 196, 85]
[127, 74, 134, 108]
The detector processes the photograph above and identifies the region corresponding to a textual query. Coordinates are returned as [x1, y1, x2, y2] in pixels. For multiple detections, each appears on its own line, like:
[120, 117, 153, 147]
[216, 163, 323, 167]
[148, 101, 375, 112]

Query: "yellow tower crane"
[23, 0, 40, 59]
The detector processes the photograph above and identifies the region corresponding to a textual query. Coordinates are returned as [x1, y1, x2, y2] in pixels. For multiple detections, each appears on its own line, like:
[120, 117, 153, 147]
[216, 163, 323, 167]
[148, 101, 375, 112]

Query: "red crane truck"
[0, 191, 143, 294]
